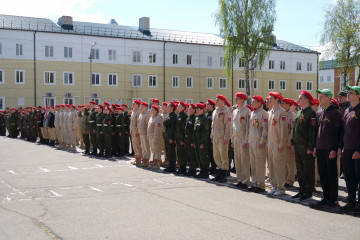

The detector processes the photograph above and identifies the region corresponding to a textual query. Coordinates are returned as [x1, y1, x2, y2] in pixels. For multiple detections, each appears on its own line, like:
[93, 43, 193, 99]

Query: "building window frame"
[207, 77, 214, 89]
[64, 47, 72, 58]
[185, 99, 193, 104]
[172, 76, 180, 88]
[44, 97, 56, 107]
[251, 79, 258, 90]
[220, 57, 224, 67]
[108, 73, 118, 86]
[279, 80, 286, 91]
[63, 72, 74, 85]
[320, 76, 324, 83]
[187, 55, 192, 65]
[296, 81, 302, 91]
[44, 71, 56, 85]
[307, 62, 313, 71]
[108, 49, 116, 61]
[63, 97, 75, 105]
[149, 52, 156, 63]
[219, 78, 227, 89]
[268, 79, 275, 90]
[14, 70, 25, 84]
[0, 69, 4, 84]
[207, 56, 213, 66]
[45, 45, 54, 57]
[0, 96, 5, 110]
[133, 50, 141, 63]
[269, 60, 275, 70]
[92, 73, 101, 86]
[16, 43, 23, 56]
[91, 49, 100, 60]
[296, 62, 302, 71]
[148, 75, 158, 88]
[280, 61, 286, 70]
[239, 58, 245, 68]
[306, 81, 313, 91]
[132, 74, 143, 88]
[238, 78, 245, 89]
[173, 54, 178, 64]
[186, 76, 193, 88]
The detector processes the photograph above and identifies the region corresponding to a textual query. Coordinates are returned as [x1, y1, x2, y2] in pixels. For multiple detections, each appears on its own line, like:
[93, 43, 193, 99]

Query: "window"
[187, 55, 192, 65]
[44, 97, 56, 107]
[186, 76, 193, 88]
[340, 74, 349, 91]
[327, 76, 332, 82]
[0, 96, 4, 110]
[280, 61, 286, 70]
[220, 57, 224, 67]
[251, 79, 258, 90]
[307, 62, 312, 71]
[44, 71, 56, 85]
[0, 70, 4, 84]
[219, 78, 227, 89]
[296, 81, 302, 91]
[63, 97, 74, 105]
[91, 98, 101, 105]
[149, 52, 156, 63]
[279, 80, 286, 91]
[108, 50, 116, 60]
[268, 80, 275, 90]
[173, 54, 178, 64]
[172, 76, 179, 88]
[92, 73, 101, 86]
[239, 58, 245, 68]
[91, 49, 99, 59]
[0, 43, 2, 54]
[45, 46, 54, 57]
[185, 99, 193, 103]
[269, 60, 275, 69]
[63, 72, 74, 85]
[18, 97, 25, 106]
[320, 76, 324, 83]
[64, 47, 72, 58]
[207, 56, 213, 66]
[132, 74, 142, 88]
[306, 81, 313, 91]
[133, 51, 141, 63]
[16, 44, 23, 56]
[296, 62, 302, 71]
[15, 70, 25, 84]
[148, 75, 158, 88]
[238, 78, 245, 89]
[207, 77, 213, 89]
[108, 73, 118, 86]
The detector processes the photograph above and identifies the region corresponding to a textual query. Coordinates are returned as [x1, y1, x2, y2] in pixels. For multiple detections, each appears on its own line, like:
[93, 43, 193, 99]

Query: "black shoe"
[236, 182, 248, 189]
[248, 186, 256, 192]
[226, 170, 230, 176]
[217, 170, 227, 183]
[209, 166, 217, 174]
[90, 149, 97, 155]
[175, 166, 186, 175]
[211, 170, 222, 181]
[185, 169, 197, 177]
[164, 166, 176, 173]
[104, 155, 112, 158]
[285, 183, 293, 188]
[300, 195, 312, 201]
[84, 149, 90, 155]
[254, 187, 266, 193]
[97, 150, 104, 157]
[230, 167, 236, 173]
[325, 201, 339, 210]
[310, 198, 328, 209]
[340, 202, 356, 212]
[292, 193, 303, 199]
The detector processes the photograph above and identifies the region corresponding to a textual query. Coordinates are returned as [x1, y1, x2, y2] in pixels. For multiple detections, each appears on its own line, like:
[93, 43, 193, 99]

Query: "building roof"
[0, 14, 318, 53]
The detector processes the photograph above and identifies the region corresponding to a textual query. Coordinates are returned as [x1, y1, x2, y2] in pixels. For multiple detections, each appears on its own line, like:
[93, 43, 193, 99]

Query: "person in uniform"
[30, 107, 38, 142]
[37, 106, 45, 143]
[147, 105, 164, 169]
[130, 100, 143, 165]
[267, 92, 288, 196]
[175, 101, 188, 174]
[211, 94, 232, 183]
[18, 110, 25, 139]
[77, 105, 84, 149]
[160, 102, 169, 167]
[111, 104, 119, 156]
[205, 99, 217, 174]
[184, 103, 197, 176]
[54, 105, 61, 146]
[163, 102, 177, 173]
[42, 107, 50, 144]
[62, 104, 70, 149]
[88, 101, 98, 155]
[339, 86, 360, 211]
[312, 89, 342, 209]
[0, 110, 6, 136]
[231, 92, 251, 189]
[248, 95, 268, 193]
[291, 91, 316, 201]
[67, 105, 78, 151]
[96, 104, 105, 157]
[46, 106, 56, 146]
[81, 105, 90, 154]
[102, 106, 113, 158]
[281, 98, 296, 188]
[121, 104, 130, 155]
[114, 107, 125, 157]
[138, 102, 151, 167]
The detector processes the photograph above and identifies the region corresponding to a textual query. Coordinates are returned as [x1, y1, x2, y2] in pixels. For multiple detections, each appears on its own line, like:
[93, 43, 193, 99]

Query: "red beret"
[104, 102, 110, 106]
[179, 101, 187, 108]
[70, 104, 76, 108]
[216, 94, 227, 102]
[49, 106, 55, 109]
[207, 99, 215, 106]
[105, 106, 112, 111]
[65, 104, 70, 107]
[300, 91, 314, 102]
[246, 105, 254, 111]
[190, 103, 196, 109]
[331, 99, 340, 109]
[282, 98, 292, 105]
[115, 104, 121, 107]
[41, 107, 45, 110]
[269, 92, 284, 100]
[141, 102, 149, 108]
[311, 99, 320, 106]
[196, 103, 206, 109]
[265, 96, 270, 101]
[162, 102, 168, 106]
[98, 104, 104, 109]
[116, 107, 124, 111]
[121, 104, 128, 108]
[89, 101, 96, 104]
[60, 104, 65, 107]
[152, 105, 159, 111]
[292, 100, 299, 107]
[152, 98, 159, 103]
[252, 95, 264, 105]
[224, 99, 231, 107]
[55, 105, 60, 107]
[169, 102, 177, 109]
[235, 92, 247, 100]
[133, 99, 141, 105]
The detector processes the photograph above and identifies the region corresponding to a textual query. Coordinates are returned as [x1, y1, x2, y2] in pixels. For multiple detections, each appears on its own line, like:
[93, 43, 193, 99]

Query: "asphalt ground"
[0, 136, 359, 240]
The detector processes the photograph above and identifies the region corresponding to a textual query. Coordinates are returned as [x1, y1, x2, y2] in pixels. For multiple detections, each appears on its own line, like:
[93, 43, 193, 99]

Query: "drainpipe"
[231, 54, 234, 105]
[317, 53, 319, 98]
[33, 31, 37, 106]
[163, 41, 166, 102]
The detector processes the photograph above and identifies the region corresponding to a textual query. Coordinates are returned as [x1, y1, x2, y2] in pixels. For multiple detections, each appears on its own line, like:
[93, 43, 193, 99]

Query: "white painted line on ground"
[112, 182, 135, 188]
[49, 190, 62, 197]
[19, 198, 32, 201]
[68, 166, 78, 170]
[88, 186, 103, 192]
[96, 165, 104, 168]
[7, 170, 18, 174]
[2, 196, 11, 202]
[39, 167, 50, 173]
[153, 179, 169, 184]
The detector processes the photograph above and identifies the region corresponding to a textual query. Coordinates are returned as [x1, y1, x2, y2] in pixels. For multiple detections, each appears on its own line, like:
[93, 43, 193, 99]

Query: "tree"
[321, 0, 360, 88]
[215, 0, 276, 100]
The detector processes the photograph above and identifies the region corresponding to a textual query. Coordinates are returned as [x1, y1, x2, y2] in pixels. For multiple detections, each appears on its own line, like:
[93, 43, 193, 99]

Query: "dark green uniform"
[111, 112, 117, 156]
[29, 111, 38, 141]
[89, 108, 98, 154]
[81, 109, 90, 153]
[0, 113, 6, 136]
[96, 111, 105, 155]
[123, 111, 130, 154]
[163, 111, 177, 171]
[194, 113, 210, 173]
[102, 113, 113, 157]
[115, 113, 125, 156]
[205, 110, 216, 172]
[8, 112, 18, 138]
[291, 106, 316, 198]
[175, 111, 188, 172]
[185, 113, 197, 172]
[18, 114, 24, 139]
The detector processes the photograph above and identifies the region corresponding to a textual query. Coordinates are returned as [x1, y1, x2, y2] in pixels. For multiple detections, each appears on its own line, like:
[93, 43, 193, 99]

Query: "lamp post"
[89, 42, 96, 101]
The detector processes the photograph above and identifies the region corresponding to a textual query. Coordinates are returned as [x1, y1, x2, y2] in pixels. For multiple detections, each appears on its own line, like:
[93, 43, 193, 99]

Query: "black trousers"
[316, 149, 338, 203]
[343, 150, 360, 204]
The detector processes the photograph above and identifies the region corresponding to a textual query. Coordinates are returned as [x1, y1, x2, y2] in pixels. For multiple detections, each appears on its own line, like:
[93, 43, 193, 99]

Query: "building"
[0, 14, 319, 109]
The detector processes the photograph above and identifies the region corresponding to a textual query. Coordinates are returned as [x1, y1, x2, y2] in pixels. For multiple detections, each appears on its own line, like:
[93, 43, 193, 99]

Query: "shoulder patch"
[158, 122, 161, 127]
[227, 116, 231, 122]
[311, 118, 316, 126]
[263, 118, 268, 123]
[281, 115, 286, 121]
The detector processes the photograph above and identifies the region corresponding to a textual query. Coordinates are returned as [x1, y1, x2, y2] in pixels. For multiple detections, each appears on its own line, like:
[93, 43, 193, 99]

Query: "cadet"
[46, 106, 56, 146]
[114, 107, 125, 157]
[77, 105, 84, 149]
[194, 103, 210, 178]
[175, 101, 188, 174]
[81, 105, 91, 154]
[337, 91, 350, 179]
[88, 101, 98, 155]
[147, 105, 164, 169]
[130, 99, 143, 164]
[18, 111, 25, 139]
[96, 105, 105, 157]
[102, 106, 113, 158]
[62, 104, 70, 149]
[122, 104, 130, 155]
[163, 102, 177, 173]
[291, 91, 316, 201]
[211, 95, 232, 183]
[111, 104, 119, 155]
[267, 92, 288, 196]
[339, 86, 360, 212]
[0, 110, 5, 136]
[231, 92, 251, 189]
[160, 102, 169, 167]
[138, 102, 151, 167]
[312, 89, 342, 209]
[248, 96, 268, 193]
[54, 105, 61, 146]
[66, 105, 78, 151]
[184, 103, 197, 176]
[206, 99, 217, 174]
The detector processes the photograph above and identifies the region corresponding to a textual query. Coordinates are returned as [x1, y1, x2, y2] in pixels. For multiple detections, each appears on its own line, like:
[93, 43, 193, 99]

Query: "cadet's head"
[206, 99, 215, 111]
[168, 102, 176, 112]
[337, 91, 348, 104]
[251, 95, 264, 110]
[161, 102, 168, 111]
[281, 98, 292, 111]
[298, 91, 312, 108]
[215, 94, 226, 108]
[195, 103, 206, 115]
[178, 101, 186, 112]
[140, 102, 148, 112]
[346, 86, 360, 104]
[188, 104, 196, 115]
[316, 89, 332, 107]
[152, 98, 159, 106]
[97, 105, 104, 112]
[269, 92, 283, 107]
[235, 92, 246, 106]
[133, 99, 141, 109]
[151, 105, 159, 116]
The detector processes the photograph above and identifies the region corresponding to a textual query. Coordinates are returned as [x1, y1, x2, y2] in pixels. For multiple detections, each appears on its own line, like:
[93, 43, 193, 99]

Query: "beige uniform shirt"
[62, 110, 68, 129]
[54, 111, 60, 128]
[130, 108, 141, 135]
[211, 106, 232, 142]
[147, 114, 163, 140]
[231, 105, 251, 143]
[137, 111, 150, 135]
[248, 107, 268, 144]
[268, 104, 288, 148]
[67, 110, 78, 130]
[284, 109, 296, 147]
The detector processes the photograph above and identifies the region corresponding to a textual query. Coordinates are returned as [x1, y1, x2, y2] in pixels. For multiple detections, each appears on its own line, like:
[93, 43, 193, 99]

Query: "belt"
[96, 124, 103, 126]
[37, 121, 41, 123]
[111, 125, 114, 127]
[103, 124, 108, 126]
[89, 121, 95, 123]
[116, 125, 122, 127]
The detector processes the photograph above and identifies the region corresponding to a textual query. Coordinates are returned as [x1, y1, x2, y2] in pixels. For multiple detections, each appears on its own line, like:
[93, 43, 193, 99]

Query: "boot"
[217, 170, 227, 183]
[90, 148, 97, 155]
[151, 160, 160, 169]
[84, 148, 90, 155]
[175, 166, 186, 175]
[141, 159, 149, 168]
[97, 150, 104, 157]
[164, 162, 176, 173]
[195, 169, 204, 178]
[211, 169, 222, 181]
[185, 168, 197, 177]
[135, 157, 141, 166]
[161, 158, 169, 167]
[209, 165, 217, 174]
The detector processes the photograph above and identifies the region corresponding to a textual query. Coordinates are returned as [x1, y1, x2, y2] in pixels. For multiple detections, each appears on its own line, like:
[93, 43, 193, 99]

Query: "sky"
[1, 0, 337, 57]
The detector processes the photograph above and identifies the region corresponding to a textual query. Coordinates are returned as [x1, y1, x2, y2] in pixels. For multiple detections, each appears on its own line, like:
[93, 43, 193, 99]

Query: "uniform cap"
[311, 99, 320, 106]
[60, 104, 65, 107]
[179, 101, 187, 108]
[65, 104, 70, 107]
[269, 92, 284, 100]
[190, 103, 196, 109]
[70, 104, 76, 108]
[152, 98, 159, 103]
[89, 101, 96, 104]
[246, 105, 254, 111]
[291, 100, 299, 107]
[152, 105, 159, 111]
[224, 99, 231, 107]
[252, 95, 264, 105]
[162, 102, 168, 106]
[115, 104, 121, 107]
[235, 92, 247, 100]
[216, 94, 227, 102]
[316, 89, 333, 98]
[98, 104, 104, 109]
[104, 102, 110, 107]
[207, 99, 216, 106]
[337, 90, 347, 97]
[141, 102, 149, 108]
[196, 103, 206, 109]
[106, 106, 112, 111]
[133, 99, 141, 105]
[49, 106, 55, 109]
[345, 85, 360, 95]
[116, 107, 124, 111]
[55, 105, 60, 108]
[300, 90, 314, 102]
[282, 98, 292, 105]
[121, 104, 128, 108]
[331, 98, 340, 109]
